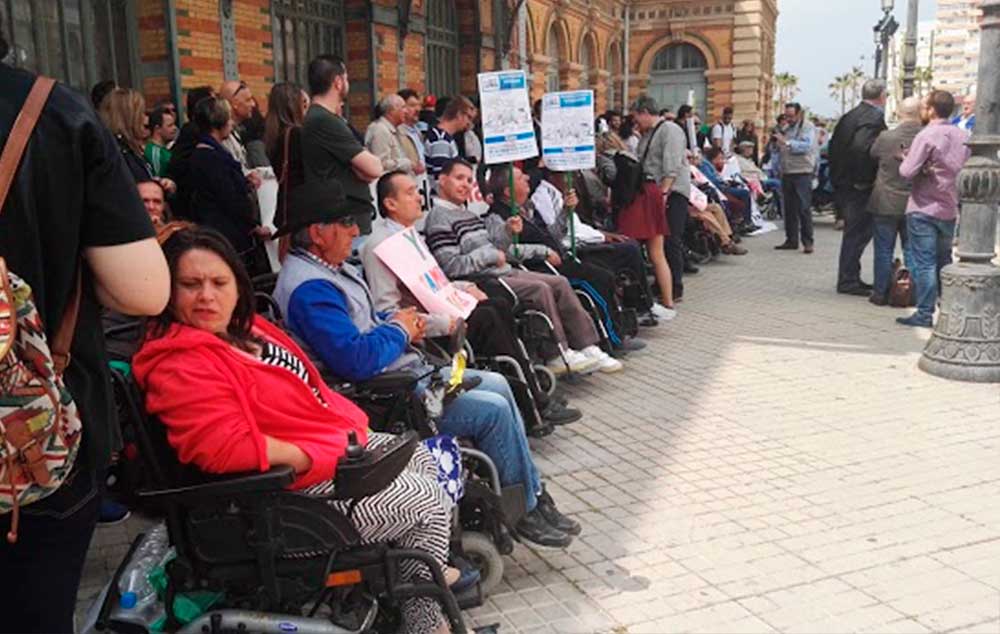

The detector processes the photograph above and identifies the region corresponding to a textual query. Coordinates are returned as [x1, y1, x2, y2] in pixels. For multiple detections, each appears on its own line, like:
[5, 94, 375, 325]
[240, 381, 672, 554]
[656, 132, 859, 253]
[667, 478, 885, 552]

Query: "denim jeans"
[905, 212, 955, 319]
[437, 368, 542, 511]
[872, 215, 908, 299]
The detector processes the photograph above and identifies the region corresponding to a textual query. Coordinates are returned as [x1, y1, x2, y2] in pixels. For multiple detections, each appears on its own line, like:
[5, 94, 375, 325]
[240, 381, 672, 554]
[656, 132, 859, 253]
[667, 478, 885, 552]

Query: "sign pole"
[565, 171, 576, 260]
[509, 161, 520, 258]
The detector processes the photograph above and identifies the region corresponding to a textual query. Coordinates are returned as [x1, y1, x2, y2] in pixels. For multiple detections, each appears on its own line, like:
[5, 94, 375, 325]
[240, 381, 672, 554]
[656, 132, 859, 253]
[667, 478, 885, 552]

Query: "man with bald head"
[365, 94, 417, 175]
[219, 79, 255, 170]
[867, 96, 924, 305]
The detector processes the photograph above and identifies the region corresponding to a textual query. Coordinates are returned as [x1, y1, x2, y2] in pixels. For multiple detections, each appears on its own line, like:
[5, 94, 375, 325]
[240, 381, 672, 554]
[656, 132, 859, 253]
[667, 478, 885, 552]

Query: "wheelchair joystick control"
[345, 431, 365, 463]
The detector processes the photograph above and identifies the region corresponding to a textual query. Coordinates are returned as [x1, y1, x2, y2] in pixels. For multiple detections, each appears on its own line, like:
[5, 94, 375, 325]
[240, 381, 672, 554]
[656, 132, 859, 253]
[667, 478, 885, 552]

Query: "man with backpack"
[0, 22, 171, 631]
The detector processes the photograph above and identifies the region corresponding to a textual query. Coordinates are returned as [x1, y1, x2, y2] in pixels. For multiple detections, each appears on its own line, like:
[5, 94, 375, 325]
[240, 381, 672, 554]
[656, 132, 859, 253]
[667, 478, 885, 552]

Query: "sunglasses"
[233, 81, 249, 98]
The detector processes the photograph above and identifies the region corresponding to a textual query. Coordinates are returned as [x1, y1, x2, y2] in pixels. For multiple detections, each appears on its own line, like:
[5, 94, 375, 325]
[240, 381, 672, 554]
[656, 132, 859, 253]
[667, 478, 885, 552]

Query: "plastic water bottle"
[116, 525, 171, 619]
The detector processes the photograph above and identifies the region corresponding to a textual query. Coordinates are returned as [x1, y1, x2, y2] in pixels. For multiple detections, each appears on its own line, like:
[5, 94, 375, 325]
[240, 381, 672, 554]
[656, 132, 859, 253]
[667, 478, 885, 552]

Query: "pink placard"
[374, 227, 478, 319]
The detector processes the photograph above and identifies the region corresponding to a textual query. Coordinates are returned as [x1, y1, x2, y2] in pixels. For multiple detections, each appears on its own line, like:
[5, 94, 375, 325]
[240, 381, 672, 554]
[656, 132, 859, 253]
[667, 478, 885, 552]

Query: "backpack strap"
[0, 77, 55, 207]
[0, 76, 80, 375]
[640, 120, 667, 165]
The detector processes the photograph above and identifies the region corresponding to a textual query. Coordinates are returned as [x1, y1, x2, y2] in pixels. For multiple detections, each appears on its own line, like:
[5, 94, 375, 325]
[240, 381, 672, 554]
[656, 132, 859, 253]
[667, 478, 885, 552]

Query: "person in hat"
[272, 180, 582, 549]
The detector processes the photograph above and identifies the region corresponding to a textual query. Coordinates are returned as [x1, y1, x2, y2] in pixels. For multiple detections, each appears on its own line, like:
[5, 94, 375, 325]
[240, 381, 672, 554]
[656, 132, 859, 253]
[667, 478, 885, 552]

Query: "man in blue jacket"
[273, 180, 579, 548]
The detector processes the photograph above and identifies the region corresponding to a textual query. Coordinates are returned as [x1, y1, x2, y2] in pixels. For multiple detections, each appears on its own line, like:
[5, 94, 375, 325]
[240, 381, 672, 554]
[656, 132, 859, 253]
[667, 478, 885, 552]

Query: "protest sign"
[478, 70, 537, 164]
[374, 227, 477, 319]
[541, 90, 595, 171]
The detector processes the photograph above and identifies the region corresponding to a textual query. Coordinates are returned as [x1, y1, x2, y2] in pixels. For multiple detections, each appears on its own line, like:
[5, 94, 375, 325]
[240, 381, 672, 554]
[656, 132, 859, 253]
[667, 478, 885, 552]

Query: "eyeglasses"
[233, 81, 249, 98]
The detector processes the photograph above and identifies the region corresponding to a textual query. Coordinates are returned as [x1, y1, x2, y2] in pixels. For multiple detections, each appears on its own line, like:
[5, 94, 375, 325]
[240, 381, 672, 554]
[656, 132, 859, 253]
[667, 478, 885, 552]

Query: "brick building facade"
[1, 0, 777, 128]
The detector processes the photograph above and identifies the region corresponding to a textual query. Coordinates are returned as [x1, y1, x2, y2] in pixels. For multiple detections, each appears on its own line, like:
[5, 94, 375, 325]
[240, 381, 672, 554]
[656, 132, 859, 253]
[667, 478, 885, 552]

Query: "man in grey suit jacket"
[867, 97, 923, 305]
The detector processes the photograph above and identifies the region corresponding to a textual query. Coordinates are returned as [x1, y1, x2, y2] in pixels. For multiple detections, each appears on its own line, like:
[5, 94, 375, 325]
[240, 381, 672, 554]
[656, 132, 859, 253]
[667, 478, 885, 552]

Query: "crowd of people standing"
[0, 3, 979, 623]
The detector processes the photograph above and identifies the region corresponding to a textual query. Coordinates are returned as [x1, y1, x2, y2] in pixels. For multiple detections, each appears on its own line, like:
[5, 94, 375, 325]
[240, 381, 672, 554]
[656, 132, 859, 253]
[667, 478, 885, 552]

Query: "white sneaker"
[580, 346, 624, 374]
[547, 349, 600, 375]
[650, 303, 677, 321]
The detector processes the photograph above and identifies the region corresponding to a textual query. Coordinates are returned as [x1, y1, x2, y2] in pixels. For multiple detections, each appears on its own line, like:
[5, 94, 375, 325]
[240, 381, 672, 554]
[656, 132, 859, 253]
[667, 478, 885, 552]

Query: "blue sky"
[776, 0, 938, 117]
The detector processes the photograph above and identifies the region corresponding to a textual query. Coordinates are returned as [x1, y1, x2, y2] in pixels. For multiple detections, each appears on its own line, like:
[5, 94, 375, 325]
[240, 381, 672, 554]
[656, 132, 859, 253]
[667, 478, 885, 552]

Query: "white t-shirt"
[711, 122, 737, 156]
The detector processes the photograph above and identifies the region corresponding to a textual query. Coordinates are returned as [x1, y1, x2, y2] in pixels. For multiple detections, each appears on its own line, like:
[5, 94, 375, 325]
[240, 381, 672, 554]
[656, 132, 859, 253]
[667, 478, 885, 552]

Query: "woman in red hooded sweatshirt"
[132, 227, 454, 633]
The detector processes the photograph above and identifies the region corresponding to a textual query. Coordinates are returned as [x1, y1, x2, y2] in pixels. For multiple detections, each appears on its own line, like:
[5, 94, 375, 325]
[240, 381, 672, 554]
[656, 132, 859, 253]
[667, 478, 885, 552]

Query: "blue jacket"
[273, 251, 420, 382]
[699, 159, 727, 190]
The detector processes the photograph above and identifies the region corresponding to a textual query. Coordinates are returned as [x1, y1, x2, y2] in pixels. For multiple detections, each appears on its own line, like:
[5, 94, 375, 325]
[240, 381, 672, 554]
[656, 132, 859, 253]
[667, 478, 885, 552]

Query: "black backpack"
[610, 121, 666, 211]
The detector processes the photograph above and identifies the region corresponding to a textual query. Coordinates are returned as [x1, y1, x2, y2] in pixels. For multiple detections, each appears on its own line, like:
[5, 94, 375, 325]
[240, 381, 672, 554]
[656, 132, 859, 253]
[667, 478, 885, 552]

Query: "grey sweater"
[636, 120, 691, 199]
[423, 199, 549, 278]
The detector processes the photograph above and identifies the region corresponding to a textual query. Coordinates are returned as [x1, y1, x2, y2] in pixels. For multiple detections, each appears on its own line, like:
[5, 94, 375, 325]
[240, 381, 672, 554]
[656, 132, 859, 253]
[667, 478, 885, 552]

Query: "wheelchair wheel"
[462, 531, 504, 596]
[531, 365, 557, 397]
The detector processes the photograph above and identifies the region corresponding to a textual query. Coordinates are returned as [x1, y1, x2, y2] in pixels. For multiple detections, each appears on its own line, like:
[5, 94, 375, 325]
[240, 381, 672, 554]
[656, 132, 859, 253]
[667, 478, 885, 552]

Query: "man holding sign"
[360, 170, 582, 428]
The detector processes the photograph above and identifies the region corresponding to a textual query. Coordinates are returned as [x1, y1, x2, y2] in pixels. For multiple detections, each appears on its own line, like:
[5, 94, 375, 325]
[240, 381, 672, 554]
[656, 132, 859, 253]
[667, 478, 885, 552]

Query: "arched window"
[1, 0, 138, 91]
[545, 24, 561, 92]
[649, 43, 709, 113]
[426, 0, 460, 97]
[606, 41, 622, 110]
[579, 34, 595, 89]
[272, 0, 344, 87]
[652, 43, 707, 72]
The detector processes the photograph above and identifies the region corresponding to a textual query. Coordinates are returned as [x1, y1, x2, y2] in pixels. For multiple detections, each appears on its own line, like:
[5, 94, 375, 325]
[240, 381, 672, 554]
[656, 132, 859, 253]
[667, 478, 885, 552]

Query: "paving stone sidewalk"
[77, 218, 1000, 633]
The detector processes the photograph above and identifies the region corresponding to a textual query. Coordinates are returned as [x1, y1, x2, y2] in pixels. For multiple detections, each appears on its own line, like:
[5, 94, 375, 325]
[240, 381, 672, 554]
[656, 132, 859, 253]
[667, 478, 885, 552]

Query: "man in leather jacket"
[829, 79, 888, 295]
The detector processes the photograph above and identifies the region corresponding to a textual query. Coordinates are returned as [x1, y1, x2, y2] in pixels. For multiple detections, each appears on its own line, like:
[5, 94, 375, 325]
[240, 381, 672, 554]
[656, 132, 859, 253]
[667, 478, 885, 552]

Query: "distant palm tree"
[774, 72, 800, 110]
[848, 66, 866, 105]
[828, 74, 850, 115]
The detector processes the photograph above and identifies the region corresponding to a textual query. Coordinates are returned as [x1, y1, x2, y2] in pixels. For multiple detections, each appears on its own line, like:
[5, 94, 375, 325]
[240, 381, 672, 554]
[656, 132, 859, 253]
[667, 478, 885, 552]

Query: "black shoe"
[859, 281, 874, 291]
[527, 420, 555, 438]
[868, 293, 888, 306]
[541, 401, 582, 425]
[448, 554, 482, 594]
[516, 509, 573, 547]
[774, 242, 799, 250]
[536, 487, 582, 536]
[683, 262, 700, 274]
[837, 285, 870, 297]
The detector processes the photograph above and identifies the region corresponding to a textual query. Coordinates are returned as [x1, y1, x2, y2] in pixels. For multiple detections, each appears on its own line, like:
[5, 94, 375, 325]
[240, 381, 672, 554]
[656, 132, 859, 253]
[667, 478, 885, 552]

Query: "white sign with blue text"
[540, 90, 595, 171]
[478, 70, 538, 164]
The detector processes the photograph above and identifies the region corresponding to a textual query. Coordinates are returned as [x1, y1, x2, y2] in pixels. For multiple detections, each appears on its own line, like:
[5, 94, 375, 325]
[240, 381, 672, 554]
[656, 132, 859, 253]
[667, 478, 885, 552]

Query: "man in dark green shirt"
[301, 55, 383, 234]
[143, 105, 177, 177]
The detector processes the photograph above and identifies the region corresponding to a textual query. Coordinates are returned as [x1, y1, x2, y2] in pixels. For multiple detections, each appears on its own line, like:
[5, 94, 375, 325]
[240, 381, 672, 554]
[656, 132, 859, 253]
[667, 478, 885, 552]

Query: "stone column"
[919, 0, 1000, 382]
[731, 0, 775, 125]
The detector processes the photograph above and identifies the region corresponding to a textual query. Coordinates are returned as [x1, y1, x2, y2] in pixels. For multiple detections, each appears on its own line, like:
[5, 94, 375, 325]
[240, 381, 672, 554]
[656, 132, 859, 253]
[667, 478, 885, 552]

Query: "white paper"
[478, 70, 538, 164]
[540, 90, 595, 171]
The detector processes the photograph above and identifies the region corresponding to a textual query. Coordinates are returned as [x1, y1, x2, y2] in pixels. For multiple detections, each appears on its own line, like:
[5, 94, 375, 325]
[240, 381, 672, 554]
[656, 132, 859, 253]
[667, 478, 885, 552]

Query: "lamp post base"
[919, 262, 1000, 382]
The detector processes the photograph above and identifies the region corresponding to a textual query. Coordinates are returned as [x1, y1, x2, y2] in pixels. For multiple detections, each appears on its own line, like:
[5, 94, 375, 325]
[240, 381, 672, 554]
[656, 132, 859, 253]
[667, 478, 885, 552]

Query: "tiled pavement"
[78, 217, 1000, 633]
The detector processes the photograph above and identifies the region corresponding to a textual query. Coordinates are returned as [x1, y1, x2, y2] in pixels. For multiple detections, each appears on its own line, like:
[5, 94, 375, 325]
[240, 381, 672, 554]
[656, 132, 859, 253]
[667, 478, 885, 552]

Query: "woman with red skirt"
[596, 132, 676, 318]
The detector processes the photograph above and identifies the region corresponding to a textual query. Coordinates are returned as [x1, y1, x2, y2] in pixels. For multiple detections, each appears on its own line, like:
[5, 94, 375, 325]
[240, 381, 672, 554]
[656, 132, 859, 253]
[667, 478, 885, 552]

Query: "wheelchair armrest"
[356, 370, 422, 392]
[332, 431, 419, 500]
[137, 465, 297, 503]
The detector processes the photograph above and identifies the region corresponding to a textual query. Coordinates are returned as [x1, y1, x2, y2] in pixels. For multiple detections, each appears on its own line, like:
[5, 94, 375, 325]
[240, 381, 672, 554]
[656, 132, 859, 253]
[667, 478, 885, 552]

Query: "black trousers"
[465, 297, 549, 410]
[665, 192, 689, 297]
[579, 241, 654, 312]
[0, 468, 100, 633]
[782, 173, 815, 247]
[836, 187, 874, 289]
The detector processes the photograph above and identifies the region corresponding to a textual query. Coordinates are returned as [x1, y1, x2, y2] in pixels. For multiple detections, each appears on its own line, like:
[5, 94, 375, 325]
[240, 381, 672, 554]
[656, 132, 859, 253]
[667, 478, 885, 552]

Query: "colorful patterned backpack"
[0, 76, 83, 543]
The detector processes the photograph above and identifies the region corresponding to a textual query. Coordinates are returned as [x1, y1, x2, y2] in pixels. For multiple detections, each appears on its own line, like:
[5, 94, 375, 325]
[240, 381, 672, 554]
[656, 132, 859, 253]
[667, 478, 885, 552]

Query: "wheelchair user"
[360, 170, 583, 431]
[132, 226, 455, 634]
[272, 180, 581, 549]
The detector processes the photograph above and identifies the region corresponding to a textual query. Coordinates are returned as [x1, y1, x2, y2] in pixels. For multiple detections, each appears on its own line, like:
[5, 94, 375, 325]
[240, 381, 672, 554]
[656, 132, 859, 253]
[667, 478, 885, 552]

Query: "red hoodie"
[132, 316, 369, 490]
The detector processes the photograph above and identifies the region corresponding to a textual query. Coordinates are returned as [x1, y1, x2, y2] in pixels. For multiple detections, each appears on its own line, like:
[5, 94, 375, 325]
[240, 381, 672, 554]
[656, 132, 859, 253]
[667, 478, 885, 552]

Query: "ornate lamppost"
[919, 0, 1000, 382]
